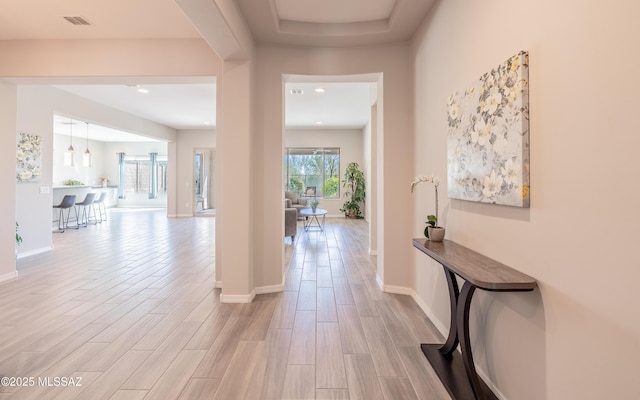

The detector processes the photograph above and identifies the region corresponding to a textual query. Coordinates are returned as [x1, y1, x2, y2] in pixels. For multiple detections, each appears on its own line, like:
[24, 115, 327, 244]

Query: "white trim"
[369, 248, 378, 255]
[255, 283, 284, 294]
[176, 214, 192, 218]
[167, 213, 177, 218]
[0, 271, 18, 284]
[381, 284, 413, 296]
[214, 280, 223, 288]
[220, 289, 256, 303]
[16, 246, 53, 259]
[375, 274, 384, 290]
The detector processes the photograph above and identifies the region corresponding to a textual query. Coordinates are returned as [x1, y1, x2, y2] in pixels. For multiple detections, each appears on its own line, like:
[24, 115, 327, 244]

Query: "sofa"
[285, 206, 297, 242]
[285, 191, 308, 220]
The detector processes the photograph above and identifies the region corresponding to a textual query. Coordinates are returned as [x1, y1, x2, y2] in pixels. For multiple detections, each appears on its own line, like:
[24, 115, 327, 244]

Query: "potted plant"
[410, 174, 445, 241]
[309, 198, 320, 212]
[340, 162, 366, 218]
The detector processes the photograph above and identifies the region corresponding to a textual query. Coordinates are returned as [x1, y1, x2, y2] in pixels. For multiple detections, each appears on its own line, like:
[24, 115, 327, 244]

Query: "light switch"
[39, 186, 50, 194]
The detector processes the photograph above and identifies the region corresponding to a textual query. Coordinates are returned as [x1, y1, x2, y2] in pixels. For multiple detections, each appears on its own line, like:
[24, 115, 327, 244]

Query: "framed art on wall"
[16, 132, 43, 182]
[447, 51, 530, 207]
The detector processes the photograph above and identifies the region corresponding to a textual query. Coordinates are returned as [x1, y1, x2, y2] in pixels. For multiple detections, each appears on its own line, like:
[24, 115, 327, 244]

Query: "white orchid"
[410, 174, 440, 192]
[410, 174, 441, 228]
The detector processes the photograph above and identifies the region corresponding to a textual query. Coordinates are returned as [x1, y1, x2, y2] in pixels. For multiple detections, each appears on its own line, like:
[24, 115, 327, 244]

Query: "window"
[123, 155, 168, 194]
[284, 148, 340, 198]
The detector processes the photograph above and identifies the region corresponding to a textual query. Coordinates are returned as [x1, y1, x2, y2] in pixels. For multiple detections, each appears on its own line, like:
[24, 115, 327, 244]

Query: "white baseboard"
[17, 246, 51, 258]
[214, 280, 223, 288]
[375, 274, 384, 291]
[0, 271, 18, 284]
[16, 246, 53, 259]
[220, 289, 256, 303]
[380, 284, 414, 296]
[255, 283, 284, 294]
[176, 214, 192, 218]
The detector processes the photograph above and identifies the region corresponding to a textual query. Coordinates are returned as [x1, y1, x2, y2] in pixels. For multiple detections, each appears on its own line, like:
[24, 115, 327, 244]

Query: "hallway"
[3, 210, 448, 399]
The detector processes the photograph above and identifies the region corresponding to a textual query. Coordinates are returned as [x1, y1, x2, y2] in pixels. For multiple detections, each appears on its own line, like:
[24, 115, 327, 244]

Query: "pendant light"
[64, 119, 75, 166]
[83, 122, 92, 167]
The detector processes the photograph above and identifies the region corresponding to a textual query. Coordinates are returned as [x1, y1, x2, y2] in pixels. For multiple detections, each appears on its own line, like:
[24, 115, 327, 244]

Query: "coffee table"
[300, 208, 327, 232]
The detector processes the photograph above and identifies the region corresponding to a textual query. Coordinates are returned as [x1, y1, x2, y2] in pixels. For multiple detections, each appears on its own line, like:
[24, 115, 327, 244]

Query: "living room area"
[282, 80, 377, 256]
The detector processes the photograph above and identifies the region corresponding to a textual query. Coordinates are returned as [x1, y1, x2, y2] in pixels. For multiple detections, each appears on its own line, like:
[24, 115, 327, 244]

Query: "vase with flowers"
[309, 198, 320, 212]
[410, 174, 445, 241]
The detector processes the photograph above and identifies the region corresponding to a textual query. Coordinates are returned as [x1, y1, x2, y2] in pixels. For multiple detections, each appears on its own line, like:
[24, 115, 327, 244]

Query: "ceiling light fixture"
[64, 119, 75, 166]
[137, 86, 149, 94]
[315, 121, 323, 125]
[314, 88, 325, 93]
[203, 121, 211, 125]
[83, 122, 92, 167]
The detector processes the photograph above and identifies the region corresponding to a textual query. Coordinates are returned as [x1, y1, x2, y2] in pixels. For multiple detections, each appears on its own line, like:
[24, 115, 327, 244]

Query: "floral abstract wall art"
[16, 132, 42, 182]
[447, 51, 530, 207]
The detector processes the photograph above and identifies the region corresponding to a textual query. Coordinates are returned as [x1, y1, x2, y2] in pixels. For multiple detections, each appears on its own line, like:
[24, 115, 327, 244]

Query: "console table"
[412, 239, 537, 400]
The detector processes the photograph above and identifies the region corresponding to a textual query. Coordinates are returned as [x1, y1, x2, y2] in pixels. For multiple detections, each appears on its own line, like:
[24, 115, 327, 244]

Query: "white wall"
[285, 128, 364, 217]
[53, 134, 108, 187]
[412, 1, 640, 399]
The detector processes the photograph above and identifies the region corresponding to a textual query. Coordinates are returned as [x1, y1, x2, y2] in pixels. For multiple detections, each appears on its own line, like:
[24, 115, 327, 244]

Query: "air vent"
[289, 89, 304, 95]
[63, 16, 93, 26]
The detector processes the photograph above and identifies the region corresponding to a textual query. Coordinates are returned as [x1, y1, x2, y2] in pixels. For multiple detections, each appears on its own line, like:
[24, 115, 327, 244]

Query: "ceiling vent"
[63, 16, 93, 26]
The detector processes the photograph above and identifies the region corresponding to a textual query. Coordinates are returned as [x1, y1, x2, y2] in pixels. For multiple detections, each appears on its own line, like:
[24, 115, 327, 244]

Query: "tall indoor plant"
[340, 162, 366, 218]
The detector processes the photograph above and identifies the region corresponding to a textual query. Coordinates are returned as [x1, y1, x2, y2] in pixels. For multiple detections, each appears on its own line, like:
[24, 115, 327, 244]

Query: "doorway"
[194, 148, 216, 216]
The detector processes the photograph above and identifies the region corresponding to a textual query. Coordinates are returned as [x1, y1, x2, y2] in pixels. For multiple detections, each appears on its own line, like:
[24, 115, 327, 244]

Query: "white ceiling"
[1, 0, 434, 139]
[285, 82, 373, 129]
[54, 83, 217, 130]
[236, 0, 435, 47]
[274, 0, 396, 24]
[54, 116, 162, 143]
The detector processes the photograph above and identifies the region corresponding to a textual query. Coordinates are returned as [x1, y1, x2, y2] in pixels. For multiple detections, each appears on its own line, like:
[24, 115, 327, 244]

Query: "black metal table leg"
[439, 268, 460, 357]
[458, 281, 483, 400]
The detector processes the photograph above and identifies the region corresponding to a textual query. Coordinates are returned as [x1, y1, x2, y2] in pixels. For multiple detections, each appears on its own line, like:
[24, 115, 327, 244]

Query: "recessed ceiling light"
[203, 121, 211, 125]
[315, 121, 323, 125]
[137, 87, 149, 94]
[314, 88, 325, 93]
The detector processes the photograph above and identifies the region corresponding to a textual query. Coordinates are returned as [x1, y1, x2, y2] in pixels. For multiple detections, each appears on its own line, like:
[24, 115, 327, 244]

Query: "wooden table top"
[412, 239, 537, 291]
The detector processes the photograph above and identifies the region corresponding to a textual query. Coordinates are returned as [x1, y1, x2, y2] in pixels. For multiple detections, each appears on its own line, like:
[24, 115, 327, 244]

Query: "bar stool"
[52, 195, 78, 232]
[93, 192, 108, 222]
[75, 192, 96, 227]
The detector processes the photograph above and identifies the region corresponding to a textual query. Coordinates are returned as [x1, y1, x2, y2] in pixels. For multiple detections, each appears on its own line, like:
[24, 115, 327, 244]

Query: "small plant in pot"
[340, 162, 366, 219]
[309, 198, 320, 212]
[411, 174, 445, 241]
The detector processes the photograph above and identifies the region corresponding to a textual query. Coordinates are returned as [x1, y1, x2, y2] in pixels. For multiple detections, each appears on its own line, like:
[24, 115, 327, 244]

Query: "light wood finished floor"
[3, 209, 450, 400]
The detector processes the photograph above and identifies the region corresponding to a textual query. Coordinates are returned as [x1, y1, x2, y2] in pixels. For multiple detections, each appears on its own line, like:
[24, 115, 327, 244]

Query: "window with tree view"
[285, 148, 340, 199]
[123, 155, 168, 194]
